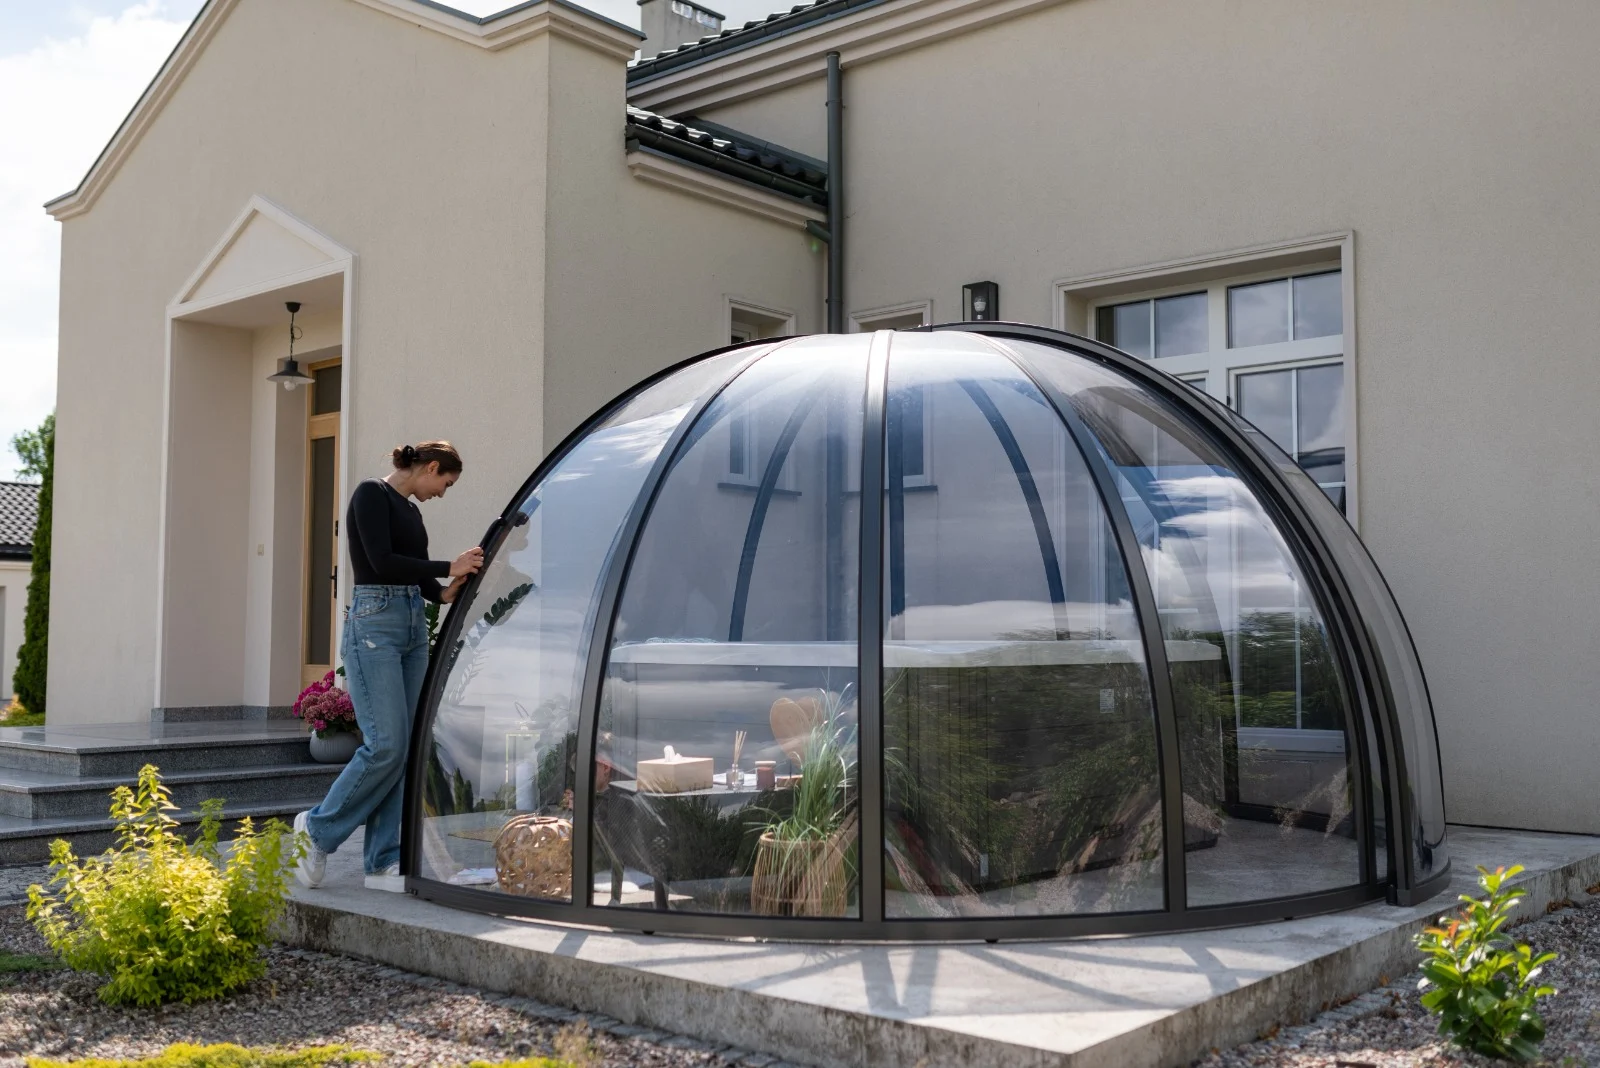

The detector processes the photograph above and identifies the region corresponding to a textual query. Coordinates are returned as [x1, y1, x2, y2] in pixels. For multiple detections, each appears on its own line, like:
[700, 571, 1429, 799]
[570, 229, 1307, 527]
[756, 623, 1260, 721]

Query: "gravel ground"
[0, 867, 798, 1068]
[2, 863, 1596, 1068]
[1193, 888, 1600, 1068]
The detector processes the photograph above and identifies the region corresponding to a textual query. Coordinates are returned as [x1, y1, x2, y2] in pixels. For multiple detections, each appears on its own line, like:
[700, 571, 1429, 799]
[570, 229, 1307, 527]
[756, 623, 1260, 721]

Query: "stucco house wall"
[542, 34, 822, 451]
[49, 0, 557, 723]
[632, 0, 1600, 832]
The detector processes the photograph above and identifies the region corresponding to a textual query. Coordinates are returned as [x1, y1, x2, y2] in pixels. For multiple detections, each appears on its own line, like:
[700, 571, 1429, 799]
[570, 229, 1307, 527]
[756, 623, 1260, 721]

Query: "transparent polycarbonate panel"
[881, 333, 1164, 918]
[415, 350, 751, 899]
[1007, 339, 1362, 907]
[593, 338, 866, 918]
[1212, 405, 1443, 886]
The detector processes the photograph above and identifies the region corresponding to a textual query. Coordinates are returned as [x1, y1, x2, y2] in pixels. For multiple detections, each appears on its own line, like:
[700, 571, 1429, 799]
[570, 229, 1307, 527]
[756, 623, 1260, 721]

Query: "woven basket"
[751, 830, 851, 917]
[493, 814, 573, 899]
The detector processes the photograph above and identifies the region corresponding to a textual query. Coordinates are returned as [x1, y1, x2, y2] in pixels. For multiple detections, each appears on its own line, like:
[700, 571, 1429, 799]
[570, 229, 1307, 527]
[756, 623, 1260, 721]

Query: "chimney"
[638, 0, 724, 58]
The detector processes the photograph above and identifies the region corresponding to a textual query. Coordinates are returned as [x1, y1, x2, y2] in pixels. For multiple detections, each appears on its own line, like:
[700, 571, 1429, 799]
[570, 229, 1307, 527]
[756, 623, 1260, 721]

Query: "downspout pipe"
[826, 51, 845, 333]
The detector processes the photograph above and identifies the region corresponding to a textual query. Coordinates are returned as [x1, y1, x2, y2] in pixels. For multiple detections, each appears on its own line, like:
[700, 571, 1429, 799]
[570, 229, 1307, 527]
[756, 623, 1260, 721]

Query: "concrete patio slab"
[279, 826, 1600, 1068]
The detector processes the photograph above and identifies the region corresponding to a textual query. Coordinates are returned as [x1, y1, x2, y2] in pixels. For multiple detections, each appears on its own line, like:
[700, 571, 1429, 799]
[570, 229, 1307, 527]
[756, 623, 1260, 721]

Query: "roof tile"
[0, 482, 39, 558]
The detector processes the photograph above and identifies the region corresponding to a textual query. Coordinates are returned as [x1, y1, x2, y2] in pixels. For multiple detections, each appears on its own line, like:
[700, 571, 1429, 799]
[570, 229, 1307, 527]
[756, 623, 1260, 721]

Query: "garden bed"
[0, 902, 797, 1068]
[1193, 885, 1600, 1067]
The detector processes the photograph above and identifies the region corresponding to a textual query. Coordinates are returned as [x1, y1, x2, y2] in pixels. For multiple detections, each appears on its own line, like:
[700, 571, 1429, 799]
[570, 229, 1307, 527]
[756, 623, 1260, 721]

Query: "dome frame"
[402, 323, 1449, 941]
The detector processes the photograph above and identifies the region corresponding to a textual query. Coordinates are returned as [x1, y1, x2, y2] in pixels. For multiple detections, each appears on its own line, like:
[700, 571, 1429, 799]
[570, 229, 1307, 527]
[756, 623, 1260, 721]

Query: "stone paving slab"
[270, 826, 1600, 1068]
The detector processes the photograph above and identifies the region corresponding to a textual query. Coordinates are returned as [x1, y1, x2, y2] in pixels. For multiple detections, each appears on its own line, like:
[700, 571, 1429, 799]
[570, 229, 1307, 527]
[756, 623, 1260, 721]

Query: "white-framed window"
[1087, 264, 1349, 513]
[727, 297, 793, 347]
[723, 405, 800, 492]
[851, 301, 934, 488]
[1061, 236, 1355, 751]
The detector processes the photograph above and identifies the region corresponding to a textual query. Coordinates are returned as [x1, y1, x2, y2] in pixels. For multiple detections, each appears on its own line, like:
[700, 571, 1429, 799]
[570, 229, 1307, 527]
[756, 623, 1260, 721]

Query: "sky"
[0, 0, 788, 481]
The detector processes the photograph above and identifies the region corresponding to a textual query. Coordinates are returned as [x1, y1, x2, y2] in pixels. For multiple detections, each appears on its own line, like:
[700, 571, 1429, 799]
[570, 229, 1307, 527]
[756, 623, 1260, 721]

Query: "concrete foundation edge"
[276, 852, 1600, 1068]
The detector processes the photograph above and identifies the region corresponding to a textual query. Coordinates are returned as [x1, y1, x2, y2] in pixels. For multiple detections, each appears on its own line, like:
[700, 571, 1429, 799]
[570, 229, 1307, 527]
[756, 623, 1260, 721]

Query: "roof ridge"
[628, 0, 888, 81]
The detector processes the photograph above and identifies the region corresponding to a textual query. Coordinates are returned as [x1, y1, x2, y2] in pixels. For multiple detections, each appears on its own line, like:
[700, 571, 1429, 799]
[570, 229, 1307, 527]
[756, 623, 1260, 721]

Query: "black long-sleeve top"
[346, 478, 450, 603]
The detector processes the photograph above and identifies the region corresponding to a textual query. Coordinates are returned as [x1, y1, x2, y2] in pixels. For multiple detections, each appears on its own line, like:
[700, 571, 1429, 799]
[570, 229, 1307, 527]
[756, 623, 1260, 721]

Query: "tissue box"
[637, 756, 713, 794]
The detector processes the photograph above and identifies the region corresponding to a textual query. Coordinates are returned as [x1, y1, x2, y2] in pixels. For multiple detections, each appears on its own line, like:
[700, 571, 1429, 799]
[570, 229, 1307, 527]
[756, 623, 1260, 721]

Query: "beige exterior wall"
[50, 0, 555, 723]
[0, 559, 28, 702]
[694, 80, 827, 162]
[541, 35, 822, 450]
[633, 0, 1600, 832]
[48, 0, 814, 725]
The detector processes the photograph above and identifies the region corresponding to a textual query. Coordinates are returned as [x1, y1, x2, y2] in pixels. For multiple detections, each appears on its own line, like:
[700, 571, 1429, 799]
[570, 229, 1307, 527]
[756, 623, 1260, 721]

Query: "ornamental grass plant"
[27, 765, 300, 1007]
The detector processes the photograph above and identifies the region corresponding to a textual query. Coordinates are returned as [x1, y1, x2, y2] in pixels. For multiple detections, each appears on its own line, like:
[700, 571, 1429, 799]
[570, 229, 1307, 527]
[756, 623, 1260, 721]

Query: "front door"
[302, 360, 341, 686]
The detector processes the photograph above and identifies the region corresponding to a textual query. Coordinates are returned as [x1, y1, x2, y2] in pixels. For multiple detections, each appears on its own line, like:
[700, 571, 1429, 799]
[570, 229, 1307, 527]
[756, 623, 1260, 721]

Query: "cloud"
[0, 2, 196, 479]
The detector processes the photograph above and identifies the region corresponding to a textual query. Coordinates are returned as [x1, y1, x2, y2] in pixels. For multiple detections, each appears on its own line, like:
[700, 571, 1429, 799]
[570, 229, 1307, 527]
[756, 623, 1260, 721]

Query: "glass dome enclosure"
[403, 324, 1448, 940]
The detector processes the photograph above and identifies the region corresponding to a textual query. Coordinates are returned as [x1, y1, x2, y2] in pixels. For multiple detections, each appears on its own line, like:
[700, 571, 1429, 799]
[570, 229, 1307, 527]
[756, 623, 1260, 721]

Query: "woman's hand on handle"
[449, 547, 484, 579]
[441, 576, 469, 604]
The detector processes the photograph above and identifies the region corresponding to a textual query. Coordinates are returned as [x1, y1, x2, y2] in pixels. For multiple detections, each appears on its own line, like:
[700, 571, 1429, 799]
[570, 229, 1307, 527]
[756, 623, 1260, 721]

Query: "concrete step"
[0, 795, 329, 867]
[0, 721, 314, 777]
[0, 762, 344, 820]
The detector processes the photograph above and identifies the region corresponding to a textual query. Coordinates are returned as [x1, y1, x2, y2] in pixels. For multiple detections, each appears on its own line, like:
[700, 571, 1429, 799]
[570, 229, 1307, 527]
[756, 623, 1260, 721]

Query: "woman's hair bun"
[391, 440, 463, 474]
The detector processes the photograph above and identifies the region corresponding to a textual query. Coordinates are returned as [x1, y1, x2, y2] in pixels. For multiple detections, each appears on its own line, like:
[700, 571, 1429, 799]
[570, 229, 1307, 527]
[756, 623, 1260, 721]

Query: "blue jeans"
[305, 585, 427, 873]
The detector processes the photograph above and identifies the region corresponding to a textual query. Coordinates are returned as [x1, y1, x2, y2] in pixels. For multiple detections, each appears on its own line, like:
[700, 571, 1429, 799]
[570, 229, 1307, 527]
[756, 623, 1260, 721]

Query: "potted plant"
[751, 685, 857, 917]
[293, 671, 361, 763]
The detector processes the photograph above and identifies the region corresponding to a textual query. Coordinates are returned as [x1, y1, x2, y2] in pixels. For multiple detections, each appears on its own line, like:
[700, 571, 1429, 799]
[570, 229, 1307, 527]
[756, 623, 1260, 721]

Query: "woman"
[295, 441, 483, 892]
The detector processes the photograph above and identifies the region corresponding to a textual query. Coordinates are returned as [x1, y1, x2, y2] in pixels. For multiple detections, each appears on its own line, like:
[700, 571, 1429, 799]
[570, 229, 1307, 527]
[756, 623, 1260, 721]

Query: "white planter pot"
[309, 730, 361, 764]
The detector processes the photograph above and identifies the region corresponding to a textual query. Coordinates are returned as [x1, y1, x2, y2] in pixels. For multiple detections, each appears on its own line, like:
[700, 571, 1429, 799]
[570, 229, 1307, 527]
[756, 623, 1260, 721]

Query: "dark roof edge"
[626, 139, 823, 206]
[0, 548, 31, 560]
[676, 116, 826, 172]
[627, 0, 891, 83]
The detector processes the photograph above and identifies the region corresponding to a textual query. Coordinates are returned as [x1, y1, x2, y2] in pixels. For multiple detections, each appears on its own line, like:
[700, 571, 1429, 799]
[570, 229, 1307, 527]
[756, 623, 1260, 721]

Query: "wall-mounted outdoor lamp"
[266, 301, 315, 391]
[962, 281, 999, 322]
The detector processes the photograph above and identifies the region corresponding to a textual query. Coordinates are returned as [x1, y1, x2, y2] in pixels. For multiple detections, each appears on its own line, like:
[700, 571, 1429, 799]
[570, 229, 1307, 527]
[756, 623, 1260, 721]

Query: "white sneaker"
[293, 810, 327, 889]
[364, 864, 406, 893]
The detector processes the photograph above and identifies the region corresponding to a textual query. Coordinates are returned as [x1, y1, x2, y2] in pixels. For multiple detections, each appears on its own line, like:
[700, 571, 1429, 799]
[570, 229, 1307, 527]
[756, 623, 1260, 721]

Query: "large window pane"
[416, 351, 749, 900]
[1098, 300, 1153, 359]
[882, 334, 1165, 918]
[1228, 280, 1290, 348]
[1296, 363, 1346, 488]
[593, 339, 865, 918]
[1293, 272, 1342, 340]
[1154, 292, 1208, 358]
[1009, 340, 1361, 908]
[1236, 369, 1294, 456]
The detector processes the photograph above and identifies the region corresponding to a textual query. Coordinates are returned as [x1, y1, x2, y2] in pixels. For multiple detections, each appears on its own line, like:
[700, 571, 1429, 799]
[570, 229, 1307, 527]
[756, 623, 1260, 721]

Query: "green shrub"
[25, 1044, 373, 1067]
[1415, 864, 1558, 1062]
[11, 411, 52, 716]
[27, 765, 301, 1007]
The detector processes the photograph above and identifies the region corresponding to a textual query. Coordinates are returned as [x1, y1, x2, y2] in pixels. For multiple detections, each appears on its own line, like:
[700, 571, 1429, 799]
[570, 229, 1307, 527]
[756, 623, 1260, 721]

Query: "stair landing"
[0, 719, 337, 865]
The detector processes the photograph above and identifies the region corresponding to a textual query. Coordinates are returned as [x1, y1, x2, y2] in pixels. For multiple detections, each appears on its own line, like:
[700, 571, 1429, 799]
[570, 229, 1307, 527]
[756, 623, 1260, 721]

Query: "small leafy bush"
[1415, 864, 1558, 1062]
[25, 1044, 374, 1068]
[27, 765, 301, 1007]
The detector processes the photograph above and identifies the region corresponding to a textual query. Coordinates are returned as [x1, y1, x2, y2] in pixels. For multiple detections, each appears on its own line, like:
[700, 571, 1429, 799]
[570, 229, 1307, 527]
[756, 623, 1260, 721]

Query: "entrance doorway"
[302, 359, 342, 686]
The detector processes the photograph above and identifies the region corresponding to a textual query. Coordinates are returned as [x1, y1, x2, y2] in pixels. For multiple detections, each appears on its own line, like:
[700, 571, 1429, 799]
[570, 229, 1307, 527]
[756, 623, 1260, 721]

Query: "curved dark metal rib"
[728, 379, 823, 641]
[954, 376, 1069, 640]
